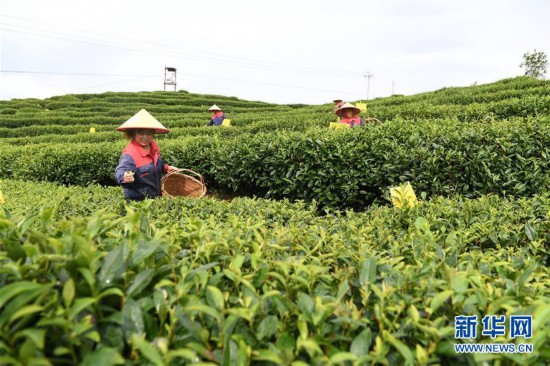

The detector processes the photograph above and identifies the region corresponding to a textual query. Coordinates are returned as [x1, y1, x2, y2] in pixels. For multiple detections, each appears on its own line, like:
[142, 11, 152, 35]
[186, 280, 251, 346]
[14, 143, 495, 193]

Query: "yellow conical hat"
[116, 109, 169, 134]
[208, 104, 222, 112]
[335, 102, 361, 117]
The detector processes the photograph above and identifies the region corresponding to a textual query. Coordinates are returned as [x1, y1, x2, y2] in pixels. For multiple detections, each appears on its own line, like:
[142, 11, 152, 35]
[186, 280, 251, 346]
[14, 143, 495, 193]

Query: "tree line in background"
[520, 49, 548, 79]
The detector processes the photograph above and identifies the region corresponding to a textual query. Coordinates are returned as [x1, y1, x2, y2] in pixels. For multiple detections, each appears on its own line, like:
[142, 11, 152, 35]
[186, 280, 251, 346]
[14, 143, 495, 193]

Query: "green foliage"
[520, 50, 548, 79]
[0, 180, 549, 364]
[3, 118, 550, 210]
[1, 77, 550, 364]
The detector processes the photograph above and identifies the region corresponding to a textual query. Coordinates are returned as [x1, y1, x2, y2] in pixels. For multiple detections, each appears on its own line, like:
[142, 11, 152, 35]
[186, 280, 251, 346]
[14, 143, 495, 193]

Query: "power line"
[74, 76, 160, 92]
[1, 70, 158, 77]
[1, 13, 365, 98]
[0, 14, 165, 51]
[0, 15, 357, 78]
[2, 26, 351, 78]
[178, 72, 359, 95]
[1, 69, 359, 96]
[1, 14, 355, 77]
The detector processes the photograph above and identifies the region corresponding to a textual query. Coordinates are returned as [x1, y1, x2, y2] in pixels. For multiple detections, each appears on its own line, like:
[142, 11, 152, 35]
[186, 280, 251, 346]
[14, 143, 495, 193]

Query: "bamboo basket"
[161, 169, 206, 198]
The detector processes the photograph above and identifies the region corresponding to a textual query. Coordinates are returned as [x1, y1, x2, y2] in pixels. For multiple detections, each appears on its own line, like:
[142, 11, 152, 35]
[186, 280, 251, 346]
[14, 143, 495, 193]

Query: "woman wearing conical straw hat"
[114, 109, 179, 201]
[207, 104, 226, 126]
[335, 102, 364, 127]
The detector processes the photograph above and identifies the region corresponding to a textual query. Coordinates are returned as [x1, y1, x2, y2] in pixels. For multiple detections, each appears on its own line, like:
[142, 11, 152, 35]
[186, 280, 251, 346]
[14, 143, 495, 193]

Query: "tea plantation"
[0, 76, 549, 365]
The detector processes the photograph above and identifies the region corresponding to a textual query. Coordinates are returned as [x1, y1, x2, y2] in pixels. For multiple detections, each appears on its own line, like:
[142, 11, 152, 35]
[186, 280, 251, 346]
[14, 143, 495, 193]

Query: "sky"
[0, 0, 549, 104]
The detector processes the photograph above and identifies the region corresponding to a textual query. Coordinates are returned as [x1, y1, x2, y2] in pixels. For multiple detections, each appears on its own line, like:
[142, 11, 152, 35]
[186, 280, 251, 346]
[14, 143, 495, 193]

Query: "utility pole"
[363, 71, 373, 100]
[392, 80, 395, 95]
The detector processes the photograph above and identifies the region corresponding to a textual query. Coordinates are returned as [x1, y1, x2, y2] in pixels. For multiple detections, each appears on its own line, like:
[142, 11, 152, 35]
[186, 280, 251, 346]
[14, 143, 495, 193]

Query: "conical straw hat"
[335, 102, 361, 117]
[208, 104, 222, 112]
[116, 109, 169, 134]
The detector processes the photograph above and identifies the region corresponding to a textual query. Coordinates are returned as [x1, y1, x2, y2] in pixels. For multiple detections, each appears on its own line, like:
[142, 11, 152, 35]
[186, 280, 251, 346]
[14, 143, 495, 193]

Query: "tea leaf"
[257, 316, 279, 340]
[131, 335, 164, 366]
[62, 278, 75, 308]
[9, 305, 43, 325]
[329, 352, 357, 364]
[297, 293, 314, 318]
[122, 299, 145, 340]
[383, 331, 414, 365]
[0, 282, 45, 308]
[98, 243, 129, 289]
[81, 347, 125, 366]
[206, 286, 225, 310]
[127, 269, 155, 298]
[13, 329, 46, 350]
[350, 328, 372, 357]
[360, 257, 377, 286]
[130, 239, 161, 267]
[69, 298, 97, 320]
[430, 290, 453, 313]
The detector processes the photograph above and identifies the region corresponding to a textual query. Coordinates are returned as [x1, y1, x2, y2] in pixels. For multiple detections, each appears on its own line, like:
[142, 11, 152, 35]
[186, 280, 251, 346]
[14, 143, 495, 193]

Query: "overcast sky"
[1, 0, 549, 104]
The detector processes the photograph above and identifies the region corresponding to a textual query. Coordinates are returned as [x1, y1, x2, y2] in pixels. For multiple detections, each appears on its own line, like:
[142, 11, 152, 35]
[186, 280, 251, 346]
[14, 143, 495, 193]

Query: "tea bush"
[2, 118, 550, 210]
[1, 76, 550, 364]
[0, 179, 548, 365]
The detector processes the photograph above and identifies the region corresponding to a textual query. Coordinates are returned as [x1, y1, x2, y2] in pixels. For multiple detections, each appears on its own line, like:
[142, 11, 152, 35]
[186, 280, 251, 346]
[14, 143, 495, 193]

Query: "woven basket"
[161, 169, 206, 198]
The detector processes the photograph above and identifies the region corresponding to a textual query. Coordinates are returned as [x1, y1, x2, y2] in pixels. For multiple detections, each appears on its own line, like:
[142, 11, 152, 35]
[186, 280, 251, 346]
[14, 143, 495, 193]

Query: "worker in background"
[207, 105, 226, 126]
[333, 99, 344, 113]
[335, 102, 364, 127]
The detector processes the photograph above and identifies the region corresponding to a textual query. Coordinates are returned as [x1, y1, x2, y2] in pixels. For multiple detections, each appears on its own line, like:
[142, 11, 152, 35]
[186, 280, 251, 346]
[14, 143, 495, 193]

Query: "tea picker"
[114, 109, 206, 201]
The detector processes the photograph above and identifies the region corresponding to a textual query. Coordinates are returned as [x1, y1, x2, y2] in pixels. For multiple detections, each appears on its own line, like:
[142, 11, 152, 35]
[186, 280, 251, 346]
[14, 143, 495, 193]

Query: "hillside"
[1, 76, 549, 209]
[0, 76, 549, 365]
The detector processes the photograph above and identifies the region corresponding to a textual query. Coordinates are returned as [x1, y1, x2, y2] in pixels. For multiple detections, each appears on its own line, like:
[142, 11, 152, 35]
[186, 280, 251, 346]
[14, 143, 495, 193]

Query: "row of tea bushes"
[2, 118, 550, 210]
[0, 107, 328, 131]
[367, 77, 548, 107]
[0, 112, 329, 144]
[368, 94, 550, 121]
[3, 179, 550, 255]
[2, 77, 548, 135]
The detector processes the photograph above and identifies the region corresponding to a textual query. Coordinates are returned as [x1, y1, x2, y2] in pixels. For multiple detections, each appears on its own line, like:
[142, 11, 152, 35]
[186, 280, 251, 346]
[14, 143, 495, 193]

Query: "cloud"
[1, 0, 549, 103]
